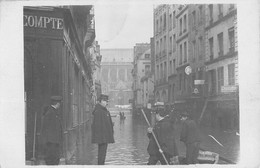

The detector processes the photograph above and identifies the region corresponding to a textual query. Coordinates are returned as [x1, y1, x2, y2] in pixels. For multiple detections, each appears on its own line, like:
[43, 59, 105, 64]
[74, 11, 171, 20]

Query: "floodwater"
[86, 112, 150, 165]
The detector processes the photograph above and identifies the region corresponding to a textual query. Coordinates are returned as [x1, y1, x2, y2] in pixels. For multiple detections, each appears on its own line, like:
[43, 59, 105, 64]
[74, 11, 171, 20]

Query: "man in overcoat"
[147, 103, 178, 165]
[40, 96, 63, 165]
[180, 111, 201, 164]
[91, 94, 114, 165]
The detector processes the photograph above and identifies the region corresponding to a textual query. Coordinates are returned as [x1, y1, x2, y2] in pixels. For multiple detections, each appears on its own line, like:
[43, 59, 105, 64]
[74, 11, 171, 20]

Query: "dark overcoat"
[147, 116, 178, 157]
[91, 103, 114, 144]
[40, 106, 63, 145]
[180, 119, 201, 145]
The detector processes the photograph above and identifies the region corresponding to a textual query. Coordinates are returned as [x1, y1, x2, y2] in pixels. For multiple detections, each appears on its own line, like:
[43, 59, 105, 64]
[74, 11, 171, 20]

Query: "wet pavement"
[83, 111, 239, 165]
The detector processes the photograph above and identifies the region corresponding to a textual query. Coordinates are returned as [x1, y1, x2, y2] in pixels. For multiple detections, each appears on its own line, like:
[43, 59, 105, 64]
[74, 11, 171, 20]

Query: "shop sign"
[221, 85, 237, 93]
[24, 14, 63, 30]
[194, 80, 205, 85]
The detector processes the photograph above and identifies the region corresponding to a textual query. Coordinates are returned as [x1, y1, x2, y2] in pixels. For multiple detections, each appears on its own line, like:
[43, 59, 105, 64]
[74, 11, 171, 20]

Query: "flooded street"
[85, 111, 150, 165]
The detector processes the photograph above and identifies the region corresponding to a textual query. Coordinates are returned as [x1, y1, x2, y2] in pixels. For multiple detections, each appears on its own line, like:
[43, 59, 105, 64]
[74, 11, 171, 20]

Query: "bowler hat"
[156, 109, 168, 117]
[50, 96, 62, 101]
[98, 94, 109, 101]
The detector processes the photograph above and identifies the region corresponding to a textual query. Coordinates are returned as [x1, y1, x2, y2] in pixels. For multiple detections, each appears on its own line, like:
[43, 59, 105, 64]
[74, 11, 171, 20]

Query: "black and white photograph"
[0, 0, 260, 167]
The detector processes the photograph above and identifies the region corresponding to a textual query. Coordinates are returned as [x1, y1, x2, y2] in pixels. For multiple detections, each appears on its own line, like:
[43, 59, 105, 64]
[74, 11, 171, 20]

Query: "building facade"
[24, 6, 96, 164]
[100, 49, 133, 110]
[152, 4, 238, 131]
[132, 43, 151, 114]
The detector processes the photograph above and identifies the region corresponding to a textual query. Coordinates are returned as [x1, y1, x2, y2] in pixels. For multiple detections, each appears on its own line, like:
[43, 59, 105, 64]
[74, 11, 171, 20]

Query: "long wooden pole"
[141, 109, 169, 165]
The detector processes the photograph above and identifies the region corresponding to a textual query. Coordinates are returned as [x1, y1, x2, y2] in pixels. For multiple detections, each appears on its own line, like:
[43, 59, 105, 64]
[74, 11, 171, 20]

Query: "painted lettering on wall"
[24, 15, 63, 30]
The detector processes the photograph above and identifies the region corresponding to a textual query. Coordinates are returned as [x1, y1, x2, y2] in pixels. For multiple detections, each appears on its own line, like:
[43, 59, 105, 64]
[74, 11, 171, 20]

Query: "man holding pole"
[146, 102, 178, 165]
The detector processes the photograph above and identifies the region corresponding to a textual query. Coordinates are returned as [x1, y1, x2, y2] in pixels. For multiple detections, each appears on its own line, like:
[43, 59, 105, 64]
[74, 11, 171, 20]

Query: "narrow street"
[82, 111, 239, 165]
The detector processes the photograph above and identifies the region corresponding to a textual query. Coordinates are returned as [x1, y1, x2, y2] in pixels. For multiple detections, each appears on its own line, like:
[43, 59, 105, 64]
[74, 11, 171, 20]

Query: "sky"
[94, 2, 154, 49]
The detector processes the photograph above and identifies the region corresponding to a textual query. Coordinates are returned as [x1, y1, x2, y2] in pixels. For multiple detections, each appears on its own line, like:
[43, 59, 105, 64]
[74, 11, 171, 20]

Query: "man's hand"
[147, 127, 153, 133]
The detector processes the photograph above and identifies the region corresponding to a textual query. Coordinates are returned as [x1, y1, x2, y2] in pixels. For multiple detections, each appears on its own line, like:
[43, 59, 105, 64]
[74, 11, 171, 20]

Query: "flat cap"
[50, 96, 62, 101]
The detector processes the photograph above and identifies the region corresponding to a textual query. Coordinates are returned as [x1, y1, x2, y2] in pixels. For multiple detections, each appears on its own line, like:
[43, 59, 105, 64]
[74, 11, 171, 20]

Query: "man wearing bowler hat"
[40, 96, 63, 165]
[91, 94, 114, 165]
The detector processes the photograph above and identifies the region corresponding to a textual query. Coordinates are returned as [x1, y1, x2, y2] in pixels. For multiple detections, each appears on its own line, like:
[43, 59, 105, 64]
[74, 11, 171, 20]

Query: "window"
[169, 60, 172, 75]
[160, 16, 162, 31]
[163, 13, 166, 30]
[217, 32, 223, 56]
[183, 74, 186, 91]
[228, 27, 235, 52]
[169, 36, 172, 53]
[209, 37, 214, 60]
[160, 63, 163, 79]
[164, 36, 167, 53]
[192, 73, 196, 88]
[192, 11, 196, 28]
[156, 19, 159, 33]
[218, 4, 223, 18]
[173, 34, 176, 52]
[199, 5, 203, 23]
[199, 37, 203, 59]
[179, 44, 183, 65]
[145, 54, 150, 59]
[164, 62, 167, 78]
[179, 18, 182, 35]
[209, 4, 213, 23]
[169, 14, 172, 30]
[184, 14, 187, 32]
[156, 65, 159, 82]
[192, 40, 196, 61]
[228, 63, 235, 85]
[184, 41, 187, 63]
[210, 70, 216, 95]
[173, 59, 176, 74]
[217, 67, 224, 93]
[145, 65, 150, 74]
[160, 38, 162, 54]
[173, 11, 176, 28]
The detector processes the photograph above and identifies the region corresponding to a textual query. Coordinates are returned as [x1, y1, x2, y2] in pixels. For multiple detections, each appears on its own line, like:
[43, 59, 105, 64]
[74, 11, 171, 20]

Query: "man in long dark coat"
[91, 94, 114, 165]
[40, 96, 63, 165]
[147, 104, 178, 165]
[180, 111, 201, 164]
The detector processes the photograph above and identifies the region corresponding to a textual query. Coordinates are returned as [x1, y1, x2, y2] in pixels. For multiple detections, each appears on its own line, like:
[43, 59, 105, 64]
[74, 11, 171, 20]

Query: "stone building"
[100, 49, 133, 110]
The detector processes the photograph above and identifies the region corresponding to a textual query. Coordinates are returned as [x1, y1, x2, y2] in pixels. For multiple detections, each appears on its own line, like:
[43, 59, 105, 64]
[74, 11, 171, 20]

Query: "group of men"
[39, 94, 201, 165]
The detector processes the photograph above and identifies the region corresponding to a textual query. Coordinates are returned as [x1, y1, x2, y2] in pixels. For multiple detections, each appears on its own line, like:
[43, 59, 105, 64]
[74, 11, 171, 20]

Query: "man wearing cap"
[91, 94, 114, 165]
[147, 104, 178, 165]
[40, 96, 63, 165]
[180, 111, 201, 164]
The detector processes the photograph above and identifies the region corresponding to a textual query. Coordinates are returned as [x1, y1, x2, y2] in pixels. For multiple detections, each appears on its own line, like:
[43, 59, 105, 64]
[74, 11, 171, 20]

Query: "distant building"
[132, 43, 151, 112]
[100, 49, 133, 110]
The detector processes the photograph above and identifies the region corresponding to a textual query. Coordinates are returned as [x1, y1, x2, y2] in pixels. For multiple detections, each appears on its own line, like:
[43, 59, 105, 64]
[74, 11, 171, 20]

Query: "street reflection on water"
[87, 112, 150, 165]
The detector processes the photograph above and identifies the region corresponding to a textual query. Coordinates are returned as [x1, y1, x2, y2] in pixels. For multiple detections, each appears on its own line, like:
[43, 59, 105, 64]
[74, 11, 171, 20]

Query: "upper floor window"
[229, 4, 235, 10]
[183, 14, 187, 32]
[179, 18, 183, 35]
[156, 19, 159, 33]
[217, 32, 224, 56]
[209, 37, 214, 60]
[169, 14, 172, 30]
[218, 4, 223, 18]
[173, 11, 176, 28]
[228, 27, 235, 52]
[209, 4, 213, 24]
[179, 44, 183, 65]
[169, 36, 172, 52]
[173, 34, 176, 52]
[163, 13, 166, 30]
[184, 41, 187, 63]
[228, 63, 235, 85]
[192, 11, 196, 28]
[199, 5, 203, 23]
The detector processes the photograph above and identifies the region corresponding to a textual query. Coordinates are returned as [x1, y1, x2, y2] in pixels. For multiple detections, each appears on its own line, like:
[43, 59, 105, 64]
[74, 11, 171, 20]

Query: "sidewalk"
[175, 123, 240, 164]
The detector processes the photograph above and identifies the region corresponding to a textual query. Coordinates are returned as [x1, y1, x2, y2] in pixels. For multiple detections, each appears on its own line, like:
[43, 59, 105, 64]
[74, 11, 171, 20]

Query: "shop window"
[228, 63, 235, 85]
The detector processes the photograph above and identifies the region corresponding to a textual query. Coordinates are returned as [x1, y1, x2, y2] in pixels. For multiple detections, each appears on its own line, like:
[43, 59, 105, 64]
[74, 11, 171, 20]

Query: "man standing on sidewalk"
[180, 111, 201, 164]
[91, 94, 115, 165]
[40, 96, 63, 165]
